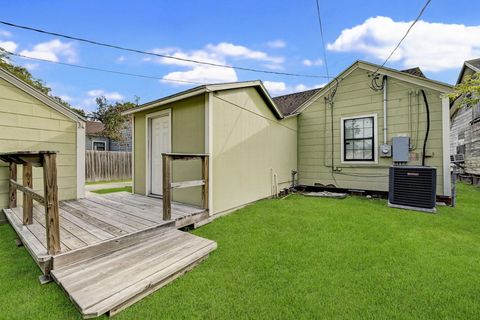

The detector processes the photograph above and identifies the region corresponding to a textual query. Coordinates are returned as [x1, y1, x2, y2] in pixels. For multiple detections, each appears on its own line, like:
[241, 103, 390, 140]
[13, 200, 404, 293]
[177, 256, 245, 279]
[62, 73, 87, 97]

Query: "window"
[92, 141, 106, 151]
[343, 116, 375, 162]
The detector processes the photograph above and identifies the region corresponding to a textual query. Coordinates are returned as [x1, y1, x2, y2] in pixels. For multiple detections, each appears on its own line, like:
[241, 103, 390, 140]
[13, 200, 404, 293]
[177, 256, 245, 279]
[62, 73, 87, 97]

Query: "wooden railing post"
[202, 156, 209, 211]
[162, 154, 172, 220]
[22, 163, 33, 225]
[9, 163, 17, 208]
[42, 153, 60, 255]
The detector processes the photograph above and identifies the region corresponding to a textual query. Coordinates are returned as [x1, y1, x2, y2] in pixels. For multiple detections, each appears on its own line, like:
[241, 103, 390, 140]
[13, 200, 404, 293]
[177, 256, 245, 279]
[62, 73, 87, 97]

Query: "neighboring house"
[0, 67, 86, 209]
[450, 58, 480, 182]
[85, 119, 132, 151]
[124, 60, 453, 216]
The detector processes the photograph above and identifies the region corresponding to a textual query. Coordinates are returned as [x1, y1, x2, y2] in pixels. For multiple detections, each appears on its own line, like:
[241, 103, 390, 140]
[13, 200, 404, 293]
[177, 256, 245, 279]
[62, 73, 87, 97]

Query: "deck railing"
[0, 151, 60, 255]
[161, 153, 209, 221]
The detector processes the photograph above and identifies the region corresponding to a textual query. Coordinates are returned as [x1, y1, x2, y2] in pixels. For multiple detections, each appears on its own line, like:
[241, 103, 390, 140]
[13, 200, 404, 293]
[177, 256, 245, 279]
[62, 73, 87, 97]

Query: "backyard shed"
[0, 67, 86, 212]
[123, 81, 297, 216]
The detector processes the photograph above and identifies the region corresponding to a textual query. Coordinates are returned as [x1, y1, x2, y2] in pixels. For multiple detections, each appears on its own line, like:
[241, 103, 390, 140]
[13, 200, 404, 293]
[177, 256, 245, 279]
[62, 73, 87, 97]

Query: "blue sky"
[1, 0, 479, 112]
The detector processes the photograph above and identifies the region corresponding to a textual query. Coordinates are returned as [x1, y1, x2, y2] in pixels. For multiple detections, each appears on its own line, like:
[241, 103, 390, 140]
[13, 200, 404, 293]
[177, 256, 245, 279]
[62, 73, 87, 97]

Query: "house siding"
[0, 77, 78, 209]
[211, 88, 297, 214]
[298, 68, 447, 195]
[133, 94, 205, 206]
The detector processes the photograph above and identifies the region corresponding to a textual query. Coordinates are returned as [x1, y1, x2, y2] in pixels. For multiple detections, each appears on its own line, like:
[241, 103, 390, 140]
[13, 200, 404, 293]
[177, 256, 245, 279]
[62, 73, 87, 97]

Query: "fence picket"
[85, 151, 132, 182]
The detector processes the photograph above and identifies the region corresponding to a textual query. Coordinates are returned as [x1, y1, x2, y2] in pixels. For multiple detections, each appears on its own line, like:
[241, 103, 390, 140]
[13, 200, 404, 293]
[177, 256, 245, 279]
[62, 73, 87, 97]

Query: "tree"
[91, 96, 139, 142]
[0, 49, 86, 117]
[449, 72, 480, 107]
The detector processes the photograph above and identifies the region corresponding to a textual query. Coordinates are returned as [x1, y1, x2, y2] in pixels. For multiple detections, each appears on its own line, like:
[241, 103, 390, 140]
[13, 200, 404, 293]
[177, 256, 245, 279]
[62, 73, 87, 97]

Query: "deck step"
[51, 229, 216, 318]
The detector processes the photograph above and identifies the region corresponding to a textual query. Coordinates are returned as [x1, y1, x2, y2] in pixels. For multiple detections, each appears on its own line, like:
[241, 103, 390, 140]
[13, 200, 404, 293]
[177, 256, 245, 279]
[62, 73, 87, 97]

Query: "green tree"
[449, 72, 480, 107]
[91, 96, 139, 142]
[0, 49, 86, 117]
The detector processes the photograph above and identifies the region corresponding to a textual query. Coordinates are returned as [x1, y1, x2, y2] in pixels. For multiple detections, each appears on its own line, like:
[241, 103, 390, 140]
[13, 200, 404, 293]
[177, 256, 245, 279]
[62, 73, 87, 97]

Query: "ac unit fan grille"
[389, 167, 436, 209]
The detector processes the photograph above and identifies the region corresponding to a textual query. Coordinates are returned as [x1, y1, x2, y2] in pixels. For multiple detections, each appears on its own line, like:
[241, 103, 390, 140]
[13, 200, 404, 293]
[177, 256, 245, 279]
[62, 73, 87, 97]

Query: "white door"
[150, 115, 171, 195]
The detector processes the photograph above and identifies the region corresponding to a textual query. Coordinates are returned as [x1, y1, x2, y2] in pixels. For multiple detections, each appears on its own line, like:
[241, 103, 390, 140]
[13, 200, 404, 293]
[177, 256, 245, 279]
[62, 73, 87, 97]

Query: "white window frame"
[92, 140, 107, 151]
[340, 113, 378, 164]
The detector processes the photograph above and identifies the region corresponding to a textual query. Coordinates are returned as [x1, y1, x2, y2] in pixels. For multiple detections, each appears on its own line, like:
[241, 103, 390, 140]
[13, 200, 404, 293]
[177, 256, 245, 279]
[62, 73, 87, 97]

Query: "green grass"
[91, 186, 132, 194]
[86, 179, 132, 185]
[1, 183, 479, 319]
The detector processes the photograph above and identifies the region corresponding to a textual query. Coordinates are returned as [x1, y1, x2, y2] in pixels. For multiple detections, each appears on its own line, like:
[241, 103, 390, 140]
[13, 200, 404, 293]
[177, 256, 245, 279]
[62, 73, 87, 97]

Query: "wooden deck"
[3, 192, 215, 318]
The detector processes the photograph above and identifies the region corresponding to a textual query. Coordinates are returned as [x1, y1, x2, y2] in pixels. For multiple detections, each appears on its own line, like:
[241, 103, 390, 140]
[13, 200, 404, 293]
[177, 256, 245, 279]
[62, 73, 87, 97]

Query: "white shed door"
[150, 115, 171, 195]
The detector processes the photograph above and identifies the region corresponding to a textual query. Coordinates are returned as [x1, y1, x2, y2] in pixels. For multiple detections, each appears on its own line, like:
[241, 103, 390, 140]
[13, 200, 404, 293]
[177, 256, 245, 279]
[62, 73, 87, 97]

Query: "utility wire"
[371, 0, 432, 76]
[0, 20, 330, 79]
[314, 0, 329, 78]
[3, 50, 206, 85]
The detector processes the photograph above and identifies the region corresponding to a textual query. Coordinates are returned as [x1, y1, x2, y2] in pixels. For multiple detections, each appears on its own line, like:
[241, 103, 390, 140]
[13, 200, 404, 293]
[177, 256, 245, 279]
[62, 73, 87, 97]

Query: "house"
[0, 67, 86, 211]
[450, 58, 480, 184]
[85, 119, 132, 151]
[125, 60, 453, 216]
[123, 81, 297, 215]
[296, 61, 452, 199]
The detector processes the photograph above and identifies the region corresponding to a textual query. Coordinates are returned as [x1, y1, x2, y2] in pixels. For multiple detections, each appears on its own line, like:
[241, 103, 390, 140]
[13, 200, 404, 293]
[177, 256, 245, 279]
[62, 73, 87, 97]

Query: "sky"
[1, 0, 479, 112]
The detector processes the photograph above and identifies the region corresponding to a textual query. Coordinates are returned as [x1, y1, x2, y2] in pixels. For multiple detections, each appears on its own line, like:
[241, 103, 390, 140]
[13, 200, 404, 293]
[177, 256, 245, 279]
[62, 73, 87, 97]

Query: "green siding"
[298, 68, 447, 195]
[0, 78, 78, 209]
[212, 88, 297, 214]
[133, 94, 205, 206]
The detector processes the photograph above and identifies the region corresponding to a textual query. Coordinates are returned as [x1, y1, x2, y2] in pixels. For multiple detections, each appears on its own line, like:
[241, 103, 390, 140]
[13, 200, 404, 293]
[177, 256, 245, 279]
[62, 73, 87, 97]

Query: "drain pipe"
[382, 75, 388, 144]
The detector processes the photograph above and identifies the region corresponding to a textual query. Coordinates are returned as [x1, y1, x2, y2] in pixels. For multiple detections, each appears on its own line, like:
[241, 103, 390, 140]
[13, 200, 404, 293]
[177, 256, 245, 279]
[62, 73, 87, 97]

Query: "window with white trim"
[93, 141, 106, 151]
[343, 116, 375, 161]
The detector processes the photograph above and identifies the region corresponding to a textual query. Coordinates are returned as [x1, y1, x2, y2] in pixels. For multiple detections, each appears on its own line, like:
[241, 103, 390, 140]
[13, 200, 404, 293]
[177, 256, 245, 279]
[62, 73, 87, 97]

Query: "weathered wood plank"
[9, 180, 45, 205]
[162, 154, 172, 220]
[22, 163, 33, 225]
[170, 179, 205, 189]
[202, 156, 209, 210]
[42, 153, 61, 255]
[9, 163, 17, 208]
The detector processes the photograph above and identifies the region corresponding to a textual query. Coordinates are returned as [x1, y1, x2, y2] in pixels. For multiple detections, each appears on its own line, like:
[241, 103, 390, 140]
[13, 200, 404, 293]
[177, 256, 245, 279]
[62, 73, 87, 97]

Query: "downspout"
[383, 75, 388, 144]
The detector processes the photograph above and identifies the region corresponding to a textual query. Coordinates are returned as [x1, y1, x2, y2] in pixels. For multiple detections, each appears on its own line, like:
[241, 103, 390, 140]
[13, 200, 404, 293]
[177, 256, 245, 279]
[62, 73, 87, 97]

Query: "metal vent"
[450, 154, 465, 163]
[389, 166, 436, 210]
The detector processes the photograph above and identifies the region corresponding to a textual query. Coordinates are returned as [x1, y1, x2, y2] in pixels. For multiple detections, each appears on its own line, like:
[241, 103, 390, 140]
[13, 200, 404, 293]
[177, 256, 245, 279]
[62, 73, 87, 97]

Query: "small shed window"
[343, 116, 375, 161]
[93, 141, 106, 151]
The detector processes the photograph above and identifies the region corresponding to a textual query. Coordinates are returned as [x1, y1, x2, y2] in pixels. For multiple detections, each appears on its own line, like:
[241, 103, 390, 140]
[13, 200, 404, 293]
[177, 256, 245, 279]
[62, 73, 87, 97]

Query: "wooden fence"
[85, 150, 132, 182]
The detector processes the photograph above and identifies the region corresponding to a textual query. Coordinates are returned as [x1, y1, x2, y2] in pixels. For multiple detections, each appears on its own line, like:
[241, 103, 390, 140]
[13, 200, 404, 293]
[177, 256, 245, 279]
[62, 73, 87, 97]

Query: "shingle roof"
[86, 121, 105, 135]
[466, 58, 480, 70]
[400, 67, 426, 78]
[272, 88, 322, 116]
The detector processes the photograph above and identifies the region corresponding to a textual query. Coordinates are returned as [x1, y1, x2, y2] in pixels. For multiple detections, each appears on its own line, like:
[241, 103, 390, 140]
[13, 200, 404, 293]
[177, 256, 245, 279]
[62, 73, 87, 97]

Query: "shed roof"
[123, 80, 284, 119]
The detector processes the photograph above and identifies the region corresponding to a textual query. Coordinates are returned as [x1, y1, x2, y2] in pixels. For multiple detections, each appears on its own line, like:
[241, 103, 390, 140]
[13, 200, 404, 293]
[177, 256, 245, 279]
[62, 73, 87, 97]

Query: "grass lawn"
[86, 179, 132, 185]
[91, 186, 132, 194]
[1, 183, 479, 319]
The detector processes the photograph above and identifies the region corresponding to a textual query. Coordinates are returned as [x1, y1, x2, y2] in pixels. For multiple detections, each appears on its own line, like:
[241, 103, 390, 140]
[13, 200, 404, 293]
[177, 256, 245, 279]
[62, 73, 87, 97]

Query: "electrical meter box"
[392, 136, 410, 162]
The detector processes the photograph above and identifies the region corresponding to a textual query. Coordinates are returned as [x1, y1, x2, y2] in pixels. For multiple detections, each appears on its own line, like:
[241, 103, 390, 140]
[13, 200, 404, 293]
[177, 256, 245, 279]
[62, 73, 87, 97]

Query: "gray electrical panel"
[392, 137, 410, 162]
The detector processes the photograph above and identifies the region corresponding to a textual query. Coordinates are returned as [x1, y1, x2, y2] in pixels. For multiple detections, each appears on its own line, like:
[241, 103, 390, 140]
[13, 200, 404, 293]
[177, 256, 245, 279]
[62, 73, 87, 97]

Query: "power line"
[314, 0, 329, 78]
[372, 0, 432, 75]
[0, 20, 330, 79]
[3, 50, 206, 85]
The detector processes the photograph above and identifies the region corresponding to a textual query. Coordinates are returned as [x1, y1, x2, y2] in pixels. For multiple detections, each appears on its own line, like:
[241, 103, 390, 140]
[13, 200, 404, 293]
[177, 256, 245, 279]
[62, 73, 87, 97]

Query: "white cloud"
[206, 43, 284, 64]
[266, 39, 287, 48]
[0, 30, 12, 37]
[23, 63, 39, 71]
[20, 39, 78, 63]
[116, 56, 126, 63]
[83, 89, 124, 108]
[146, 42, 284, 85]
[0, 40, 18, 53]
[58, 94, 73, 102]
[162, 65, 237, 84]
[302, 58, 323, 67]
[264, 81, 324, 96]
[327, 16, 480, 72]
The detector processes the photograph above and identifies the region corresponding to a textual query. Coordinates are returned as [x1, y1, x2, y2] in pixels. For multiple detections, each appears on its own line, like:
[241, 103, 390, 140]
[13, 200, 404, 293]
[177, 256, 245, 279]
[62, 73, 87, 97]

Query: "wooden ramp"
[51, 228, 217, 318]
